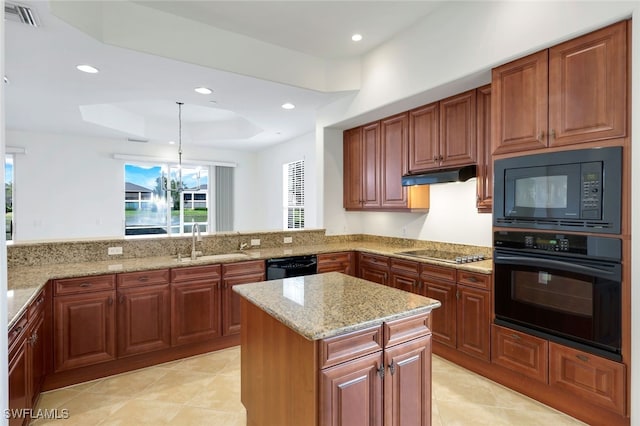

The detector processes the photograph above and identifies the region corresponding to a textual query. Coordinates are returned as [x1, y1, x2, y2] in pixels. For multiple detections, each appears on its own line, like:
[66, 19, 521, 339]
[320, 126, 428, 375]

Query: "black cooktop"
[398, 249, 486, 264]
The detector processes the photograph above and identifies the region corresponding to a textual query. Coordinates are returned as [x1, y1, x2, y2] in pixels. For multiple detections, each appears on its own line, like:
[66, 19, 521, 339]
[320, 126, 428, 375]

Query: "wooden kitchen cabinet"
[421, 264, 456, 348]
[362, 121, 382, 208]
[456, 284, 491, 361]
[343, 127, 364, 209]
[171, 265, 222, 346]
[389, 258, 421, 295]
[53, 275, 116, 372]
[492, 21, 627, 155]
[549, 342, 625, 415]
[491, 324, 549, 383]
[358, 253, 390, 286]
[408, 90, 476, 173]
[8, 313, 29, 426]
[317, 251, 356, 276]
[476, 84, 492, 213]
[116, 274, 171, 357]
[222, 260, 266, 336]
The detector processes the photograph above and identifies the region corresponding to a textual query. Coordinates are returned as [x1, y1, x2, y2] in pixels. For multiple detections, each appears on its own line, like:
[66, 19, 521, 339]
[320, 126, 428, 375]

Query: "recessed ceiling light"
[76, 64, 99, 74]
[195, 87, 212, 95]
[281, 103, 295, 110]
[168, 140, 175, 145]
[351, 34, 363, 42]
[3, 76, 8, 84]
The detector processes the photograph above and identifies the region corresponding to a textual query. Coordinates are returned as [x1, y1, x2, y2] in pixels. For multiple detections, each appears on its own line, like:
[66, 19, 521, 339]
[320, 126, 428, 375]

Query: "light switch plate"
[251, 239, 260, 246]
[283, 237, 293, 244]
[108, 246, 123, 255]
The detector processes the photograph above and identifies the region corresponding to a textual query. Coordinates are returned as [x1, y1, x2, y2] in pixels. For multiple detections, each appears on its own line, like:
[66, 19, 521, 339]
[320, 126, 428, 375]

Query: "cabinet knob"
[108, 296, 114, 306]
[377, 364, 385, 379]
[537, 131, 545, 142]
[510, 333, 521, 340]
[119, 295, 125, 304]
[138, 276, 149, 282]
[388, 360, 396, 375]
[80, 282, 92, 288]
[550, 129, 556, 139]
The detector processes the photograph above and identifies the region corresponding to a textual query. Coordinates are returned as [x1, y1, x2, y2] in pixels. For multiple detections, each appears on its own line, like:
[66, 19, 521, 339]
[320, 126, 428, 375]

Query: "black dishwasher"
[266, 255, 318, 280]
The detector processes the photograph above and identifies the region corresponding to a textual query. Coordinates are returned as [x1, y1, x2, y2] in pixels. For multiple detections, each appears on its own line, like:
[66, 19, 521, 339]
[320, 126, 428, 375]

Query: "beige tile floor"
[31, 346, 585, 425]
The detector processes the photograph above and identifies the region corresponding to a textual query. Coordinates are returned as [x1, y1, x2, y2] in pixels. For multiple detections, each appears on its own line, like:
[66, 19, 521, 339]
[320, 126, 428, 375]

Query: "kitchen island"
[234, 272, 441, 426]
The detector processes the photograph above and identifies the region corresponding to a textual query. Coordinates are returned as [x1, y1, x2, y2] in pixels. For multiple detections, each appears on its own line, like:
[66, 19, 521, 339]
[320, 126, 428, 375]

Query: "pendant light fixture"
[162, 102, 200, 193]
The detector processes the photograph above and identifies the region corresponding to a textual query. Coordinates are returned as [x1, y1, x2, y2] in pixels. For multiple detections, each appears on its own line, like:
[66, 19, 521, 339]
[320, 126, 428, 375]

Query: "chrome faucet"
[191, 220, 203, 260]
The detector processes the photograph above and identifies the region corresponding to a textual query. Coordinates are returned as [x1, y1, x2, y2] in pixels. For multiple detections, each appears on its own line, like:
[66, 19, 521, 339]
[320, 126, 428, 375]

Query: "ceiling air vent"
[127, 137, 149, 143]
[5, 2, 39, 27]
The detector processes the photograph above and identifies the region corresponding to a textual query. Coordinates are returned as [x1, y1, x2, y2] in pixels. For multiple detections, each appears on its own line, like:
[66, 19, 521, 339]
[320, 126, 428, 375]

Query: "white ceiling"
[4, 1, 443, 151]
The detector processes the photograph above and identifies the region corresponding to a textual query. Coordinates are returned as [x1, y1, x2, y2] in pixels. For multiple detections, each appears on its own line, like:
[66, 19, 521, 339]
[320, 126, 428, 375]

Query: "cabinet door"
[389, 259, 421, 295]
[491, 324, 548, 383]
[424, 279, 456, 347]
[54, 290, 116, 372]
[171, 280, 220, 346]
[549, 342, 625, 415]
[476, 84, 492, 213]
[384, 335, 432, 426]
[360, 267, 389, 287]
[456, 285, 490, 361]
[439, 90, 477, 167]
[8, 340, 29, 426]
[492, 50, 548, 155]
[343, 127, 363, 209]
[320, 351, 383, 426]
[362, 122, 381, 208]
[28, 310, 46, 405]
[222, 272, 265, 336]
[548, 21, 627, 147]
[380, 113, 409, 208]
[317, 252, 355, 276]
[408, 103, 439, 172]
[117, 284, 171, 357]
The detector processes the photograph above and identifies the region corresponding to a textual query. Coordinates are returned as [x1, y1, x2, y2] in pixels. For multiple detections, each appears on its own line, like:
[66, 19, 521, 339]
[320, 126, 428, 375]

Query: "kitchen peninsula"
[234, 272, 441, 426]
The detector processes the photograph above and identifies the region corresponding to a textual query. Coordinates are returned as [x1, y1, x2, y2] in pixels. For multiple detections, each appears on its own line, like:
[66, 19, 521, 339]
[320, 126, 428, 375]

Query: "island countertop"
[233, 271, 441, 341]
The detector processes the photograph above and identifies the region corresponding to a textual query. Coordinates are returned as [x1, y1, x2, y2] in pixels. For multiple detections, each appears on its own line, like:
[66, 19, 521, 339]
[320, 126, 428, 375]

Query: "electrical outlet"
[108, 246, 123, 255]
[284, 237, 293, 244]
[251, 239, 260, 246]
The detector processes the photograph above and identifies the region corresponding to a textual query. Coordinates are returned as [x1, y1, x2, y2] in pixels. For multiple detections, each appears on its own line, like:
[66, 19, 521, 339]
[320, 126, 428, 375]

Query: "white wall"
[1, 10, 9, 425]
[254, 131, 317, 231]
[7, 130, 260, 241]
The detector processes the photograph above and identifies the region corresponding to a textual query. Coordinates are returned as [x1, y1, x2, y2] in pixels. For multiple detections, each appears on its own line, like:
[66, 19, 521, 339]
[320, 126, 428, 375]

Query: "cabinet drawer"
[222, 260, 265, 277]
[171, 264, 221, 283]
[420, 263, 456, 282]
[117, 269, 170, 288]
[53, 274, 116, 296]
[27, 287, 47, 319]
[359, 253, 389, 269]
[491, 324, 548, 383]
[320, 325, 383, 369]
[549, 342, 625, 415]
[8, 312, 28, 350]
[384, 312, 430, 348]
[389, 258, 420, 275]
[317, 252, 353, 264]
[457, 270, 491, 290]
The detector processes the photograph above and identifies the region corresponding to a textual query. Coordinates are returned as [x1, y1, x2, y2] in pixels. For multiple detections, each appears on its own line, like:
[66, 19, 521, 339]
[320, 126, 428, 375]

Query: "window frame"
[283, 159, 305, 230]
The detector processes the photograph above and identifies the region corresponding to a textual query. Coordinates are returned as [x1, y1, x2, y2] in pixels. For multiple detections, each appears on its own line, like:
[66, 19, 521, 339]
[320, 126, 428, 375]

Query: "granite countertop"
[233, 272, 441, 340]
[6, 241, 492, 329]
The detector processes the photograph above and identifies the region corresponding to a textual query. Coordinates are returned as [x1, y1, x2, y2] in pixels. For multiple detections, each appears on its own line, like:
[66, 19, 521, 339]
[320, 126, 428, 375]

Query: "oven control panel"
[494, 230, 621, 261]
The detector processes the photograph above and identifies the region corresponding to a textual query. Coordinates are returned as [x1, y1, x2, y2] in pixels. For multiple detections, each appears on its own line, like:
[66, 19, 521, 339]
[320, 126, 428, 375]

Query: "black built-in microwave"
[494, 147, 622, 234]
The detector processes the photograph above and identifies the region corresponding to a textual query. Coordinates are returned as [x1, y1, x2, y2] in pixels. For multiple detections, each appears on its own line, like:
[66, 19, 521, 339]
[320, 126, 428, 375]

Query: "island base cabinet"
[384, 335, 432, 426]
[320, 352, 383, 426]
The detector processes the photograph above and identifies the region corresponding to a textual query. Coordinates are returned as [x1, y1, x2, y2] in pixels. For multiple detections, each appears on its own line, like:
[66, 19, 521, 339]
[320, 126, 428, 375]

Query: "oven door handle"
[494, 255, 619, 279]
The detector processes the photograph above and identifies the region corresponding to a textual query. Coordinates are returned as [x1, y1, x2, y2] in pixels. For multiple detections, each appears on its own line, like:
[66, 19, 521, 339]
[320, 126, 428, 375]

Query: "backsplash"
[6, 230, 491, 267]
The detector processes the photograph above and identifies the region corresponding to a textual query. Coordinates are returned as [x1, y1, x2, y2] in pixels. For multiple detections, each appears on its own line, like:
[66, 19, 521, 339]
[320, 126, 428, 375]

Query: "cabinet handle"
[79, 282, 92, 288]
[439, 155, 443, 161]
[36, 296, 44, 305]
[119, 295, 125, 304]
[576, 354, 589, 362]
[224, 283, 228, 290]
[29, 331, 38, 346]
[466, 276, 478, 283]
[550, 129, 556, 139]
[537, 130, 545, 142]
[137, 276, 149, 282]
[108, 296, 114, 306]
[377, 364, 385, 379]
[510, 333, 521, 340]
[388, 360, 396, 376]
[13, 325, 23, 335]
[456, 290, 460, 299]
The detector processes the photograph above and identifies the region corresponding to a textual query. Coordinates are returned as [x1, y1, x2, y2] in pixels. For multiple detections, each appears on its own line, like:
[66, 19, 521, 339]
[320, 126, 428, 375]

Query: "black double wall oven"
[493, 147, 623, 361]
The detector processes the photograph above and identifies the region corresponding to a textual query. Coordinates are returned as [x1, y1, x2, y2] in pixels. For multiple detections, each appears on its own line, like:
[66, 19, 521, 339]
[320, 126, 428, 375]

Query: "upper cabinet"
[343, 114, 430, 212]
[408, 90, 477, 173]
[492, 21, 627, 155]
[476, 85, 492, 213]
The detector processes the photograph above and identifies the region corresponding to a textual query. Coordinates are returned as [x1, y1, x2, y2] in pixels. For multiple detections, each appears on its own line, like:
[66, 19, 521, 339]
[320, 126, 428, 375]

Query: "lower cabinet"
[171, 265, 222, 346]
[388, 259, 421, 295]
[491, 324, 548, 383]
[422, 265, 457, 347]
[8, 315, 29, 426]
[222, 260, 266, 336]
[317, 252, 356, 276]
[358, 253, 390, 286]
[319, 314, 432, 426]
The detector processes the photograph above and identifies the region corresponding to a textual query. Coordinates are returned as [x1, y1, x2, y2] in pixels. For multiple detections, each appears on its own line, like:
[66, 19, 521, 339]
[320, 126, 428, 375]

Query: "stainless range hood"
[401, 165, 476, 186]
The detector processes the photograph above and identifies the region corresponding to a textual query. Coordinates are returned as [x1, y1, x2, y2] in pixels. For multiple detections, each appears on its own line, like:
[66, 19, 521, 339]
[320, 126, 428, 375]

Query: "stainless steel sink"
[177, 253, 250, 263]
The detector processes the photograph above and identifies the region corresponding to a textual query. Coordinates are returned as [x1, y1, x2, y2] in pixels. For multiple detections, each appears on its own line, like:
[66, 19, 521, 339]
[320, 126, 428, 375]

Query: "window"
[5, 155, 14, 241]
[124, 163, 209, 236]
[283, 159, 304, 229]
